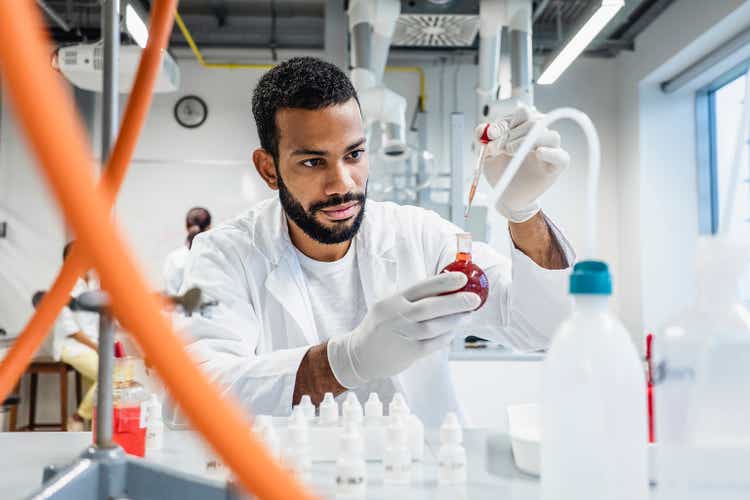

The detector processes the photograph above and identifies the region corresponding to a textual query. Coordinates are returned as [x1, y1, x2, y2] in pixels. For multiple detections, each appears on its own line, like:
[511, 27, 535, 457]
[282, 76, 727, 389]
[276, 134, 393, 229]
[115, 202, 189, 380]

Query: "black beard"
[277, 172, 367, 245]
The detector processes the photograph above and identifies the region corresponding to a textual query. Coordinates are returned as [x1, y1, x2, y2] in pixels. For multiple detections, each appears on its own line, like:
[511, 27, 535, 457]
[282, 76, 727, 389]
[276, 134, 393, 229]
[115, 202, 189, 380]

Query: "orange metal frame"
[0, 1, 312, 498]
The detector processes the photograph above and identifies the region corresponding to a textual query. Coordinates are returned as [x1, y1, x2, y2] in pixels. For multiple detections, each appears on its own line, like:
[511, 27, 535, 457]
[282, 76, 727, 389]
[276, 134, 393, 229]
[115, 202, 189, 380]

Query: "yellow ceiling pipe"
[174, 10, 426, 111]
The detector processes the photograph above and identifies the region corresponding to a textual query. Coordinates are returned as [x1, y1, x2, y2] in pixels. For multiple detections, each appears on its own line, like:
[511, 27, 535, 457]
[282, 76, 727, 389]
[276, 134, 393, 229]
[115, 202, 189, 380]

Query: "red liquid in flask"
[440, 233, 489, 309]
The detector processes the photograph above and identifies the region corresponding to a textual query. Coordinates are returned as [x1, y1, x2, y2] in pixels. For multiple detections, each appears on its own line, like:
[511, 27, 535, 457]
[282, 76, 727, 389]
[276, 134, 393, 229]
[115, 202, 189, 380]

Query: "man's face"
[273, 98, 368, 245]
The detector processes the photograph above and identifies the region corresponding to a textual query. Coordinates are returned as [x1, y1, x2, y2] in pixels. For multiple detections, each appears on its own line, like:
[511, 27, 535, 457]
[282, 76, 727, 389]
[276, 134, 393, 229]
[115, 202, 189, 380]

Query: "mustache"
[309, 191, 366, 214]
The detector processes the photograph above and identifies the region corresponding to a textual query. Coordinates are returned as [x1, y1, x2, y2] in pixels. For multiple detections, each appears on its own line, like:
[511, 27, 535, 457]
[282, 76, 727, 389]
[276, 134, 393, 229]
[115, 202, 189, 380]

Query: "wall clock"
[174, 95, 207, 128]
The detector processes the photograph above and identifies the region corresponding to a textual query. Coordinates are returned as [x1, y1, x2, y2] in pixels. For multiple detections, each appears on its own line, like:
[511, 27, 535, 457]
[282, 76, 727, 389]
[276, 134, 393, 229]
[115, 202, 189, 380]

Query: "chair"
[12, 359, 83, 431]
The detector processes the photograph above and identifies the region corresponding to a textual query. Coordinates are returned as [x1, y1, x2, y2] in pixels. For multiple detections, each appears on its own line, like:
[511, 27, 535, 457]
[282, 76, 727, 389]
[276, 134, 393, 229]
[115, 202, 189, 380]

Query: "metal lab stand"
[24, 290, 242, 500]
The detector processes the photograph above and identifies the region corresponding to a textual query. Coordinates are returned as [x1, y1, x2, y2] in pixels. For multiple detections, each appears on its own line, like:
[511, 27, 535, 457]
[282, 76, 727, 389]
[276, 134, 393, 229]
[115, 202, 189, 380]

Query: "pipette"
[464, 124, 491, 219]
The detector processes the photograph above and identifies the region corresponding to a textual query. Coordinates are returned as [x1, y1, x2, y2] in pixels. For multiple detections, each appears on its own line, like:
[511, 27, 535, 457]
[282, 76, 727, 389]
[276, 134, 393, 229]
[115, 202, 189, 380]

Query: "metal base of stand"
[28, 443, 247, 500]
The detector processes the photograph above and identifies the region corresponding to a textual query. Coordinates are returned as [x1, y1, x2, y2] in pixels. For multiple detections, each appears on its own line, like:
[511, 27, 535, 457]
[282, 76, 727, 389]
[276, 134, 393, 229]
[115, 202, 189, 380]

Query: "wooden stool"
[14, 360, 83, 431]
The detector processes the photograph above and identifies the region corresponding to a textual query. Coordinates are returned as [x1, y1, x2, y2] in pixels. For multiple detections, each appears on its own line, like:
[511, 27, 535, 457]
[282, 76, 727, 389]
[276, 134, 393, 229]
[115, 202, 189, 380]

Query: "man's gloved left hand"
[475, 104, 570, 223]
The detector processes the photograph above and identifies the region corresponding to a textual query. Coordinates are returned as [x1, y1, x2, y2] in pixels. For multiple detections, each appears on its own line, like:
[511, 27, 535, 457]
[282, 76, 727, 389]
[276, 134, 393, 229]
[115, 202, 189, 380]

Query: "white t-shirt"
[295, 241, 395, 405]
[47, 277, 100, 360]
[163, 245, 190, 295]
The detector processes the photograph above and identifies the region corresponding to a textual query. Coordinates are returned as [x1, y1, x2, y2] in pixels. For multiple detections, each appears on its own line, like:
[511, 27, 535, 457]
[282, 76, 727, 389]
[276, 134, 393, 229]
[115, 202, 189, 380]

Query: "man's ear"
[253, 148, 279, 190]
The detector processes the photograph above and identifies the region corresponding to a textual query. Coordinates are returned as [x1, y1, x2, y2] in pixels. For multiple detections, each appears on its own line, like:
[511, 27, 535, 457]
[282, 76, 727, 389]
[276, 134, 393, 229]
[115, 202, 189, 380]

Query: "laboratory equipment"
[298, 394, 315, 420]
[320, 392, 339, 426]
[655, 236, 750, 499]
[506, 403, 541, 476]
[440, 233, 489, 309]
[438, 412, 467, 484]
[541, 261, 648, 500]
[282, 407, 312, 481]
[342, 392, 364, 425]
[387, 393, 424, 462]
[464, 124, 491, 219]
[254, 414, 281, 459]
[646, 333, 655, 444]
[384, 416, 412, 484]
[92, 347, 149, 457]
[146, 393, 164, 451]
[364, 393, 383, 426]
[335, 422, 367, 498]
[27, 289, 239, 500]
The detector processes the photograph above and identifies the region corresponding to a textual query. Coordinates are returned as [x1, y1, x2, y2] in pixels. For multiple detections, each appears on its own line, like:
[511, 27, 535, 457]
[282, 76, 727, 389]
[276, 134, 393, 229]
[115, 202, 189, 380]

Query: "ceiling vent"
[391, 0, 479, 47]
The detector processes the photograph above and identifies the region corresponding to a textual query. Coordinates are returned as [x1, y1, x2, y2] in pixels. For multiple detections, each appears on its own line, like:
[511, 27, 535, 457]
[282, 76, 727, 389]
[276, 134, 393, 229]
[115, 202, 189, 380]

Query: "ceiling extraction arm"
[478, 0, 533, 120]
[349, 0, 409, 160]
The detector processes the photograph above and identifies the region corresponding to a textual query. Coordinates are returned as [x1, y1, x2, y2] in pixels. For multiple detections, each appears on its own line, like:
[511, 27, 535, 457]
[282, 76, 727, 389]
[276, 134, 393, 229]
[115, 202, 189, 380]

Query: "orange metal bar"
[0, 0, 177, 404]
[0, 2, 312, 498]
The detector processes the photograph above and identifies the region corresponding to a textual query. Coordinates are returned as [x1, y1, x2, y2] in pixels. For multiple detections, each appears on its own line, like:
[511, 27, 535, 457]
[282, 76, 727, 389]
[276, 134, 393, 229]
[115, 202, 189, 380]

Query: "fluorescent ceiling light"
[125, 3, 149, 49]
[537, 0, 624, 85]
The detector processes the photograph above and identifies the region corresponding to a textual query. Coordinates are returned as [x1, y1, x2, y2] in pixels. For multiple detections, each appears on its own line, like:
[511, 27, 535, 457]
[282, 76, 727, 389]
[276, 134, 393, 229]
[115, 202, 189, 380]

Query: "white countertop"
[0, 428, 540, 499]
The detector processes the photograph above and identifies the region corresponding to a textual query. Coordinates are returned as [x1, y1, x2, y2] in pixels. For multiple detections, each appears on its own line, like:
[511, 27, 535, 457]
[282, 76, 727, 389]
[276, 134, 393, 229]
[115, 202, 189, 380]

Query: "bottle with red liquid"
[93, 342, 149, 457]
[440, 233, 489, 309]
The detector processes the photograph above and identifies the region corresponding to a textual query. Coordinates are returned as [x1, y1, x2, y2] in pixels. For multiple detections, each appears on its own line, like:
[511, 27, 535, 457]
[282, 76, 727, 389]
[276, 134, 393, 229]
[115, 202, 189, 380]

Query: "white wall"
[614, 0, 750, 336]
[0, 95, 67, 336]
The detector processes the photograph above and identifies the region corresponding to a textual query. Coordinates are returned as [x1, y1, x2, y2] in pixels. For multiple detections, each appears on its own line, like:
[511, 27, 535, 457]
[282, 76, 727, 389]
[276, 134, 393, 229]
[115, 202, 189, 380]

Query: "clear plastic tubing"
[489, 107, 601, 259]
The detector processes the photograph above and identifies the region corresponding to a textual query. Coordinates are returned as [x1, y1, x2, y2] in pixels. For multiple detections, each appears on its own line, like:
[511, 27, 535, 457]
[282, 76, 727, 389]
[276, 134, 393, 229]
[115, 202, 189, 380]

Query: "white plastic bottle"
[541, 260, 648, 500]
[342, 392, 363, 426]
[384, 416, 412, 484]
[145, 394, 164, 451]
[254, 414, 280, 459]
[319, 391, 339, 426]
[335, 422, 367, 498]
[298, 394, 315, 421]
[438, 412, 466, 484]
[655, 236, 750, 499]
[364, 393, 383, 426]
[282, 407, 311, 481]
[387, 392, 424, 461]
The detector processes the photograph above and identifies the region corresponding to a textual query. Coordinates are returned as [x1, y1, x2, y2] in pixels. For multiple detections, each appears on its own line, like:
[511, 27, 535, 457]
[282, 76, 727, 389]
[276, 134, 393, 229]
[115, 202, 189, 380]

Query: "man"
[181, 57, 573, 425]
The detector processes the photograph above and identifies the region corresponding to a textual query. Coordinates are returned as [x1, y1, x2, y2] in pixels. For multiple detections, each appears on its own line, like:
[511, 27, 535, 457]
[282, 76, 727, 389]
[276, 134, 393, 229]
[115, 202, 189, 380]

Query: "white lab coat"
[180, 198, 574, 426]
[162, 245, 190, 296]
[41, 278, 99, 360]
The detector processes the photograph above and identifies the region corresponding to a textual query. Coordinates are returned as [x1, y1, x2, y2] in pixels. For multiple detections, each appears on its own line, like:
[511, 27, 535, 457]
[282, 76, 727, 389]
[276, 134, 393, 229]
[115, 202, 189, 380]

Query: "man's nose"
[324, 161, 355, 196]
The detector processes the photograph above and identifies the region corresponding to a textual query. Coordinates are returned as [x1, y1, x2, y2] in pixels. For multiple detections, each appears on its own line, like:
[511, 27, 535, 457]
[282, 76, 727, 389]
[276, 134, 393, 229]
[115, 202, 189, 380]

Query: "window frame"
[696, 61, 750, 235]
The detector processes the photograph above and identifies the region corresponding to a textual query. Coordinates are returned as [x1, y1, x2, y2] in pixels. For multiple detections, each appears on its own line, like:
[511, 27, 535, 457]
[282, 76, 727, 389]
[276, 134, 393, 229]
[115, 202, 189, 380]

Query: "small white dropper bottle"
[342, 392, 364, 427]
[335, 421, 367, 498]
[283, 407, 311, 481]
[145, 393, 164, 451]
[384, 416, 412, 484]
[388, 393, 424, 461]
[298, 394, 315, 421]
[319, 391, 339, 426]
[364, 393, 383, 427]
[253, 414, 280, 459]
[438, 412, 467, 484]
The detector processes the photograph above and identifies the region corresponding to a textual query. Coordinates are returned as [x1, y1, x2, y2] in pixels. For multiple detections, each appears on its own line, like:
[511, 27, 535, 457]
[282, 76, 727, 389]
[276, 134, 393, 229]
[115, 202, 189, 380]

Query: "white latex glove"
[327, 272, 480, 388]
[475, 104, 570, 223]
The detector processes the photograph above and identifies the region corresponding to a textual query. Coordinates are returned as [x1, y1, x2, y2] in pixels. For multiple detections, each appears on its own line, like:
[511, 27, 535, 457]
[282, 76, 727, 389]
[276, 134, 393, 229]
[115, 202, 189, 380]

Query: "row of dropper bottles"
[253, 392, 469, 496]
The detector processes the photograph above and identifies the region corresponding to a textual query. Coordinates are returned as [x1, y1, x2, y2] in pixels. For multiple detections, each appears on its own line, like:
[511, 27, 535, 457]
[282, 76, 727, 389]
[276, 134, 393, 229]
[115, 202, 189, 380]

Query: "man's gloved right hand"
[327, 272, 480, 388]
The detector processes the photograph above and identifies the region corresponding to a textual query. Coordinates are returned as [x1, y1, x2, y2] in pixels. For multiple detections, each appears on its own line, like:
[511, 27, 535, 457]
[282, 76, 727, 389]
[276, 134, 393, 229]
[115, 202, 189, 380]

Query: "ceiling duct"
[349, 0, 409, 160]
[392, 0, 480, 47]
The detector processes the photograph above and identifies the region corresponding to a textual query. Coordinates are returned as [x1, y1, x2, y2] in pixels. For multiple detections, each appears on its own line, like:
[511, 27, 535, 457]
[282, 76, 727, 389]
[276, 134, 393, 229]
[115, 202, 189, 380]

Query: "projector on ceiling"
[56, 42, 180, 94]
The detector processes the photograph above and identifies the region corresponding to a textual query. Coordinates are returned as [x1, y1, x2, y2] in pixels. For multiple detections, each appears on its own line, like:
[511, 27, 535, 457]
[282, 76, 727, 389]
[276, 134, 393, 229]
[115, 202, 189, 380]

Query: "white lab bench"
[449, 343, 543, 430]
[0, 428, 545, 499]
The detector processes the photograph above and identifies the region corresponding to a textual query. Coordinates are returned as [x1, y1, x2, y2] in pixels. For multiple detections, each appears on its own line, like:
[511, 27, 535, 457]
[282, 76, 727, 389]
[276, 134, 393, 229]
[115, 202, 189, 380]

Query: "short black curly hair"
[251, 57, 359, 163]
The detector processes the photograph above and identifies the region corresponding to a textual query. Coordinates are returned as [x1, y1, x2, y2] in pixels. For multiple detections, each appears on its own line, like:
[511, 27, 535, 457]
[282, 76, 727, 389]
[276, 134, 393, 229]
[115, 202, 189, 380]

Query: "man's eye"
[302, 158, 323, 168]
[348, 149, 365, 160]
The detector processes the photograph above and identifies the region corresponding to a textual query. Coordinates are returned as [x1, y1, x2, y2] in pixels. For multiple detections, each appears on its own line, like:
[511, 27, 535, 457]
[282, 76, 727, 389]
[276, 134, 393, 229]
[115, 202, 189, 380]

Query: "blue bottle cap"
[569, 260, 612, 295]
